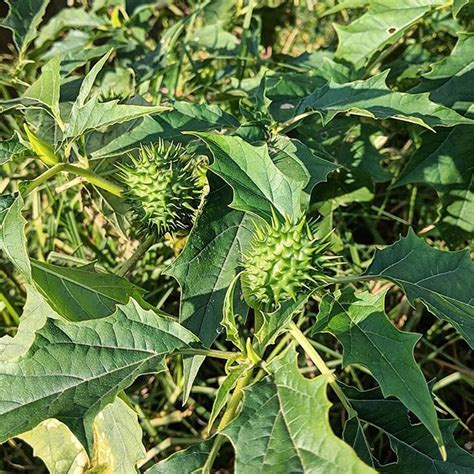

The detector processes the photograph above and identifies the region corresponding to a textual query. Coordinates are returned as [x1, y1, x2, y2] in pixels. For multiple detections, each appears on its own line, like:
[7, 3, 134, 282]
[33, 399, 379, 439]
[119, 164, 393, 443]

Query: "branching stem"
[24, 163, 123, 197]
[289, 321, 356, 418]
[203, 369, 254, 473]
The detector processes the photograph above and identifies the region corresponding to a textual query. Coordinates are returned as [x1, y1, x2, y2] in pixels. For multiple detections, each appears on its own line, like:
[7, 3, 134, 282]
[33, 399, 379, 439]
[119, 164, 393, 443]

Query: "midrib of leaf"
[273, 387, 306, 472]
[31, 261, 124, 301]
[2, 358, 151, 417]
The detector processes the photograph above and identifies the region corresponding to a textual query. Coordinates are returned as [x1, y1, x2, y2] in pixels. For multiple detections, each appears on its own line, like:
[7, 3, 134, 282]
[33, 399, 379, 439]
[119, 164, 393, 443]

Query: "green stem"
[24, 164, 66, 195]
[217, 369, 253, 430]
[179, 348, 237, 360]
[325, 274, 373, 285]
[203, 369, 254, 473]
[62, 164, 123, 197]
[289, 322, 356, 418]
[24, 163, 123, 197]
[407, 185, 417, 226]
[116, 234, 156, 277]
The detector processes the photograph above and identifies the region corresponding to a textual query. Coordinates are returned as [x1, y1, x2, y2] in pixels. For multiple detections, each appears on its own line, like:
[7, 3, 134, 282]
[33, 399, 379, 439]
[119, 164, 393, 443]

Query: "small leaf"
[24, 124, 60, 166]
[0, 195, 31, 281]
[222, 274, 246, 351]
[313, 288, 442, 450]
[193, 133, 305, 220]
[254, 290, 315, 353]
[222, 346, 375, 473]
[23, 55, 62, 122]
[366, 228, 474, 347]
[1, 0, 50, 53]
[31, 260, 146, 321]
[270, 135, 339, 208]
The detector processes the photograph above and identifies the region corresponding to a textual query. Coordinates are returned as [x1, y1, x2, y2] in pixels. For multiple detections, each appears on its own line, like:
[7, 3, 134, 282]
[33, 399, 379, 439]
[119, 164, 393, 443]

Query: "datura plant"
[0, 1, 473, 474]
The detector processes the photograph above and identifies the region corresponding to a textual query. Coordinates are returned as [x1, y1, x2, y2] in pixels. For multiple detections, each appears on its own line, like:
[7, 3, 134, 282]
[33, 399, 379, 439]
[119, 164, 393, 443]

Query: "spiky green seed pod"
[242, 213, 331, 311]
[119, 141, 203, 235]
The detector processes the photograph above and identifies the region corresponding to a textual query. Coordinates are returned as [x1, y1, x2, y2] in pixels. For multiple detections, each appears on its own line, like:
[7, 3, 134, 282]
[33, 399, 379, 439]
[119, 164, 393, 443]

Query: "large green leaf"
[313, 288, 442, 450]
[365, 228, 474, 347]
[0, 195, 31, 280]
[0, 287, 59, 361]
[1, 0, 50, 53]
[189, 24, 239, 54]
[0, 299, 197, 454]
[334, 0, 443, 71]
[412, 33, 474, 116]
[291, 72, 473, 130]
[90, 101, 239, 159]
[193, 133, 305, 220]
[396, 125, 474, 240]
[31, 260, 146, 321]
[268, 71, 473, 128]
[35, 7, 104, 49]
[167, 177, 253, 399]
[65, 98, 166, 141]
[345, 386, 474, 473]
[222, 347, 375, 473]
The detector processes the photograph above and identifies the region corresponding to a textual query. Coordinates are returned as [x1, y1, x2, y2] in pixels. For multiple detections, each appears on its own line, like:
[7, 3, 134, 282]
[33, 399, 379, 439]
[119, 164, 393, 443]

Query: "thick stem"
[203, 369, 253, 473]
[62, 164, 123, 197]
[24, 163, 124, 197]
[217, 369, 253, 430]
[24, 164, 66, 195]
[289, 322, 356, 418]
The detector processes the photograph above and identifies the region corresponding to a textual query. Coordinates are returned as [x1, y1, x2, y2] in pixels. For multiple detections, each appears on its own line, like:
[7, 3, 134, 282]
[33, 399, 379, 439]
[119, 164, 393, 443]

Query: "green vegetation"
[0, 0, 472, 472]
